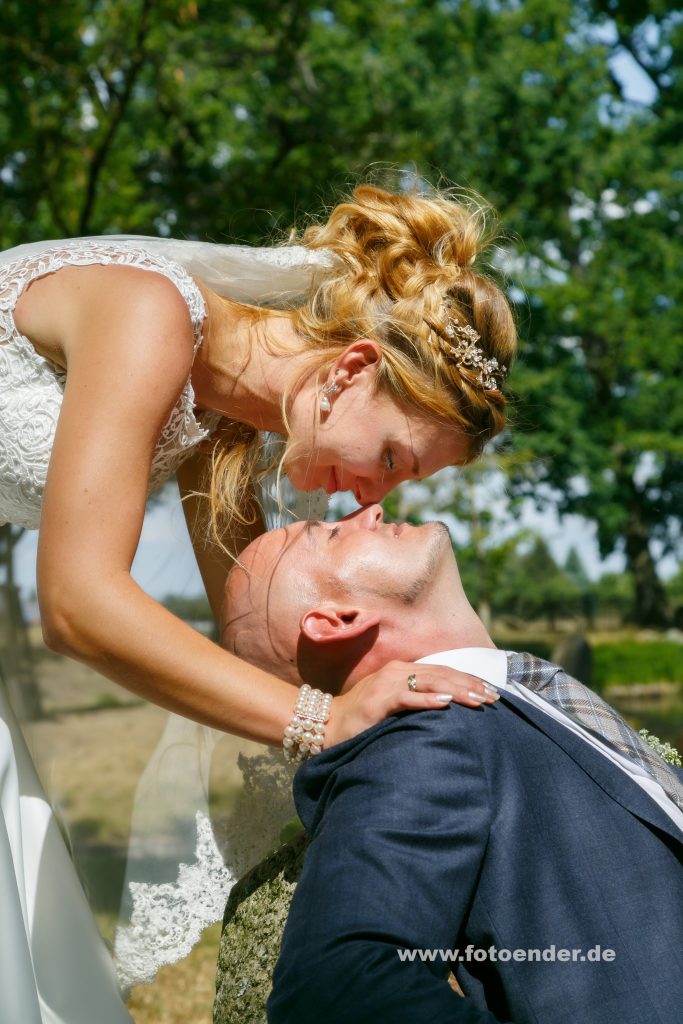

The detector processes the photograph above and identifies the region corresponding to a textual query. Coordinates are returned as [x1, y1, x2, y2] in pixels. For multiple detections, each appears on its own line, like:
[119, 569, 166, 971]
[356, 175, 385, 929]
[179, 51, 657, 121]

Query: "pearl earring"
[320, 381, 340, 413]
[319, 370, 346, 413]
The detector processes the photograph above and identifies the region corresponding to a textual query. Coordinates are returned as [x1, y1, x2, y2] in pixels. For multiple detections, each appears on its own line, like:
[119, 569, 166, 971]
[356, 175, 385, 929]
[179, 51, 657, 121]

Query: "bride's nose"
[354, 474, 393, 506]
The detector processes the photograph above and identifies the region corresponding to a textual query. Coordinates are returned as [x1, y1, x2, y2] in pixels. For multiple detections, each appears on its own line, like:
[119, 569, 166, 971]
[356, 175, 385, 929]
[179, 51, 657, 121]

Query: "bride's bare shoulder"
[14, 262, 195, 369]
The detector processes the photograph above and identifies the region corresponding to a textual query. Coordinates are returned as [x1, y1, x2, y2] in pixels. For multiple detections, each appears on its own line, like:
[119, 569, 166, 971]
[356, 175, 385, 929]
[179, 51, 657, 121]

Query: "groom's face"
[223, 504, 453, 682]
[292, 505, 450, 602]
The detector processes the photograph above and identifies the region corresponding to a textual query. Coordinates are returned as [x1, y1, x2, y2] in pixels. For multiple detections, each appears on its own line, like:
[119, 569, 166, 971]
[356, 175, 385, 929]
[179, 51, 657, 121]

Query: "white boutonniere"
[640, 729, 682, 767]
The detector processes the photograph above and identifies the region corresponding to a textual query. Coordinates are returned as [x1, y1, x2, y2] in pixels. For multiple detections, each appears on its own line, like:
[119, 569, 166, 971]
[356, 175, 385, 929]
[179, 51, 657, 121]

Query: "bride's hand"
[325, 660, 499, 748]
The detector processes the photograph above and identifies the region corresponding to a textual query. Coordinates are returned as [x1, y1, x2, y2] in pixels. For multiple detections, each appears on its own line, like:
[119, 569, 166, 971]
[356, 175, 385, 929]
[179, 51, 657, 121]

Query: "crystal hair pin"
[440, 301, 507, 391]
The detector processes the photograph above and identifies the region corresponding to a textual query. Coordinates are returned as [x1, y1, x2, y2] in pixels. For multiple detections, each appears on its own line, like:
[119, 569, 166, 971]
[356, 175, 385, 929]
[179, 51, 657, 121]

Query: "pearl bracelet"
[283, 684, 333, 763]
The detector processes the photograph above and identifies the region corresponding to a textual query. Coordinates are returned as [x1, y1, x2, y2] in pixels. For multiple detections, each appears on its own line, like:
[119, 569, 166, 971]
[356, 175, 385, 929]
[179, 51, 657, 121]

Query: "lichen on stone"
[213, 830, 309, 1024]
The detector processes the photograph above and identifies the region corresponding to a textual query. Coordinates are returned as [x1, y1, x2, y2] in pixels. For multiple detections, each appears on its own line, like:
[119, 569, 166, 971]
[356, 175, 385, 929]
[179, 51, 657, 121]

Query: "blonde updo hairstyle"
[206, 183, 517, 549]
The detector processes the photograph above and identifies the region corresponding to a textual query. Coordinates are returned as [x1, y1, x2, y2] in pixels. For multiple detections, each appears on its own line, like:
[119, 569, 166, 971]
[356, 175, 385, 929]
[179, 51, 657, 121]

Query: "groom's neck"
[402, 586, 495, 656]
[339, 603, 495, 690]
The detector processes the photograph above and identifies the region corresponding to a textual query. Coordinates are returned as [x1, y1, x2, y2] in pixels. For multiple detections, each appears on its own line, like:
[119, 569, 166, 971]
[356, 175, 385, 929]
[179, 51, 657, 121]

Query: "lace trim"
[114, 811, 233, 992]
[0, 241, 221, 527]
[114, 748, 297, 992]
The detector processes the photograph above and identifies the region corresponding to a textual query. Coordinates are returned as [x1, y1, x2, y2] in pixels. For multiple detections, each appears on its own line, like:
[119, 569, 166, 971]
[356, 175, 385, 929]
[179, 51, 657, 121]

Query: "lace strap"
[0, 240, 207, 352]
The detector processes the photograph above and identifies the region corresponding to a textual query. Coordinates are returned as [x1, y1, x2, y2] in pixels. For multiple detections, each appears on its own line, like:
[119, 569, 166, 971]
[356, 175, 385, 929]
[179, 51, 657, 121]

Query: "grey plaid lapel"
[507, 651, 683, 812]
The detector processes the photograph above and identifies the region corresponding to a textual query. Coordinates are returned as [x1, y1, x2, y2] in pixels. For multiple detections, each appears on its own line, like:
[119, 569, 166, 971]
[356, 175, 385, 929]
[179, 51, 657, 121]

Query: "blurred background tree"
[1, 0, 681, 625]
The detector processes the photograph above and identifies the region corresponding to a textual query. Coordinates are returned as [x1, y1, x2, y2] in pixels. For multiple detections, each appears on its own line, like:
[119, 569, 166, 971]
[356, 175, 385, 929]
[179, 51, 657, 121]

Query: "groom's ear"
[300, 604, 380, 645]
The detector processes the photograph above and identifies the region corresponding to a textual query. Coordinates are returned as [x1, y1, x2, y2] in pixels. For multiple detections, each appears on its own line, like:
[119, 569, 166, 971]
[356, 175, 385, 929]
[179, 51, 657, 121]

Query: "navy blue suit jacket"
[268, 690, 683, 1023]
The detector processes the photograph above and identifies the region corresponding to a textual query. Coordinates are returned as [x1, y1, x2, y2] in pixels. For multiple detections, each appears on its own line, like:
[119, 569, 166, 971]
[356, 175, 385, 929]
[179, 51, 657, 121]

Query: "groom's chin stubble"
[371, 521, 451, 606]
[415, 520, 452, 595]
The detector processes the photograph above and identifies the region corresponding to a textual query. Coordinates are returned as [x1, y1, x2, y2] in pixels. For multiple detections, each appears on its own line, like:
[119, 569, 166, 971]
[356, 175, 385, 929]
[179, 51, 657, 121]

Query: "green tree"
[162, 592, 213, 620]
[564, 547, 596, 625]
[374, 0, 683, 624]
[564, 548, 590, 591]
[0, 0, 454, 244]
[1, 0, 680, 624]
[496, 537, 583, 628]
[484, 2, 683, 625]
[593, 571, 636, 622]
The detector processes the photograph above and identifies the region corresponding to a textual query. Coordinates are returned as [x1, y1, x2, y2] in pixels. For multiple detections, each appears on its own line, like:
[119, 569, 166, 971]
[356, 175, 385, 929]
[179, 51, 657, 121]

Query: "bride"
[0, 182, 516, 1022]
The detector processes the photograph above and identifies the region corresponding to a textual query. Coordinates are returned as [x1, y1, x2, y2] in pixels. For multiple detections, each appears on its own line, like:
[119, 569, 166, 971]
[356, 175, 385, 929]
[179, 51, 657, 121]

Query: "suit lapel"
[500, 690, 683, 847]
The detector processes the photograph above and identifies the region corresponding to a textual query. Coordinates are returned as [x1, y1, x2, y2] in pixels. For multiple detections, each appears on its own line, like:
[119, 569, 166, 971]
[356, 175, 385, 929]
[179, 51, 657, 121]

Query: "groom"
[222, 505, 683, 1024]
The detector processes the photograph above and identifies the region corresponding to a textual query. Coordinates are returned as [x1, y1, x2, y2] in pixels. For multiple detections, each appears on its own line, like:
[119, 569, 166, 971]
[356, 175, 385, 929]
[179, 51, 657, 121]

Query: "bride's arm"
[176, 446, 264, 627]
[34, 265, 492, 747]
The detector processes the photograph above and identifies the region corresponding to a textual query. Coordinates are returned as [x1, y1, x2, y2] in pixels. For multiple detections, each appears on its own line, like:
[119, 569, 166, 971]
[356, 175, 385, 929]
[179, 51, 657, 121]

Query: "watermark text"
[397, 944, 616, 964]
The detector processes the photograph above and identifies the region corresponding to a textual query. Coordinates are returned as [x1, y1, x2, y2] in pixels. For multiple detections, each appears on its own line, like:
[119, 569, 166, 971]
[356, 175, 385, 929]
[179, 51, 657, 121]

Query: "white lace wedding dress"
[0, 235, 333, 1021]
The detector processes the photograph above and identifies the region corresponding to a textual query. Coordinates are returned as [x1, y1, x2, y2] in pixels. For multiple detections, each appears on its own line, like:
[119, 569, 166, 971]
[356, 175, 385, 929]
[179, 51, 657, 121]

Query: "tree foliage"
[1, 0, 680, 623]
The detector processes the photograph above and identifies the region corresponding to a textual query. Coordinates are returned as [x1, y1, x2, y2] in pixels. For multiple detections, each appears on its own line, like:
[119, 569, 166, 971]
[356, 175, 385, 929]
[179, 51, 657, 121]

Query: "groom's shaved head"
[223, 522, 324, 682]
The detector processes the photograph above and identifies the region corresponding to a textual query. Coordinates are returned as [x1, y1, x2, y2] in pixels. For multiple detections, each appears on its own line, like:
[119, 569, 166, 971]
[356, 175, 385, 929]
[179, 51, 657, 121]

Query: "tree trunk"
[0, 524, 44, 720]
[477, 597, 492, 634]
[623, 512, 670, 627]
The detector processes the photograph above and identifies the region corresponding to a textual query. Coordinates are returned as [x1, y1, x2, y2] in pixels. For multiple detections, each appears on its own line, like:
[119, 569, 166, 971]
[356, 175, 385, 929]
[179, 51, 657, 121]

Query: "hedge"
[493, 637, 683, 690]
[591, 641, 683, 690]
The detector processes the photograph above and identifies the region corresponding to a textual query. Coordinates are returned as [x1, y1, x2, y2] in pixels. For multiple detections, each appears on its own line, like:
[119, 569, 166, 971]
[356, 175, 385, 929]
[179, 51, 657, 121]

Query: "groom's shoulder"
[294, 704, 498, 833]
[331, 694, 525, 767]
[343, 700, 502, 755]
[296, 700, 515, 798]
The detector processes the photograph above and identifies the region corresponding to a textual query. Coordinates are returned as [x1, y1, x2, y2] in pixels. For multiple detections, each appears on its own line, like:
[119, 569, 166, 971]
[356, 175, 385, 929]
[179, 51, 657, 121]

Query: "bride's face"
[285, 371, 470, 503]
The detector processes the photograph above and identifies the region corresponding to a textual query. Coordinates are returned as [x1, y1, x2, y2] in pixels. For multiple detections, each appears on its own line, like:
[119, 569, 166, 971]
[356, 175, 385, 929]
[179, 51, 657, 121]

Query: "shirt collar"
[417, 647, 508, 689]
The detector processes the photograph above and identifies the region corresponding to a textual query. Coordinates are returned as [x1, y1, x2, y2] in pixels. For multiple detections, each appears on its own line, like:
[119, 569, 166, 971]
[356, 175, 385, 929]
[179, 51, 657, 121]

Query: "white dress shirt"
[418, 647, 683, 836]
